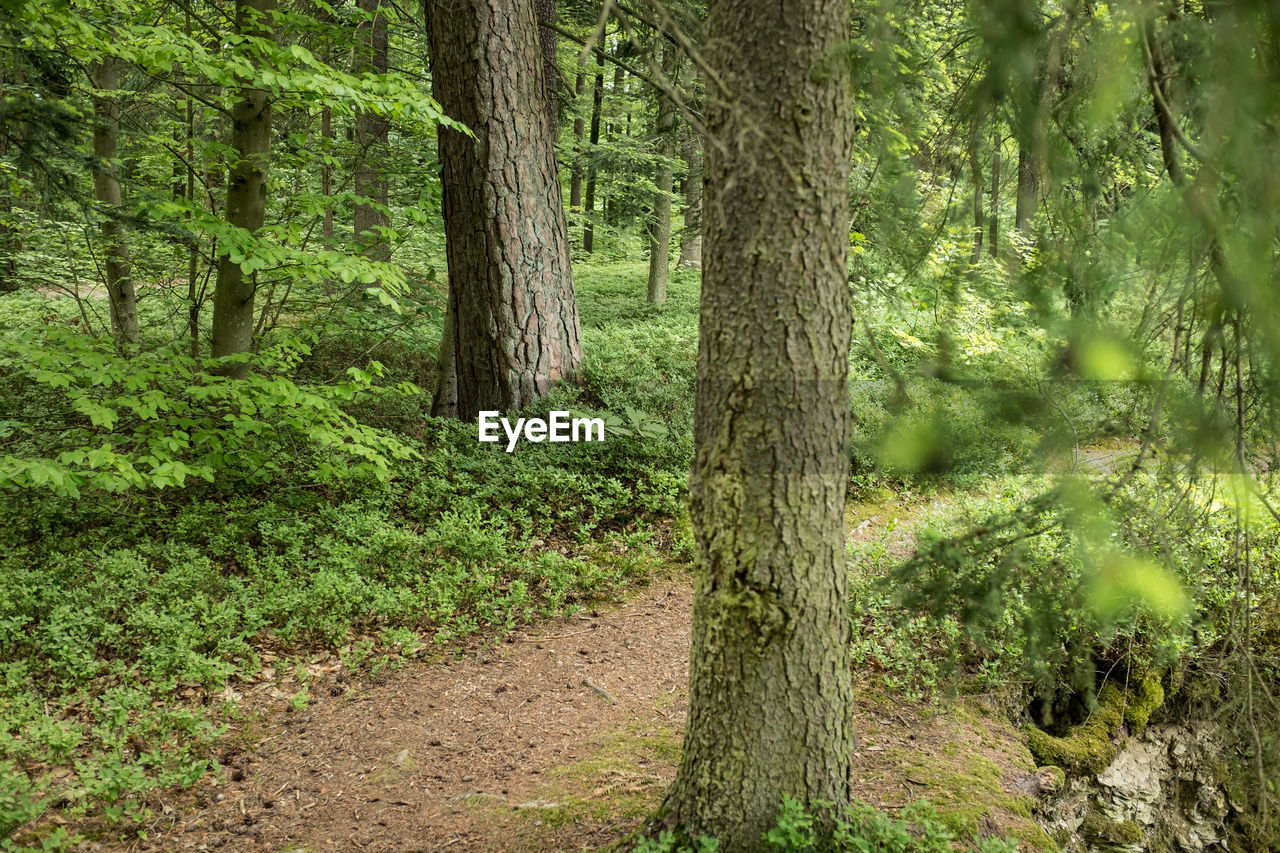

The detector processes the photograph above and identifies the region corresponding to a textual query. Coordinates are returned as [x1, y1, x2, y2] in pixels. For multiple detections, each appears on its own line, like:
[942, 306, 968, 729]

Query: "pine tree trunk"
[210, 0, 273, 377]
[646, 46, 677, 305]
[677, 123, 703, 269]
[534, 0, 558, 126]
[661, 0, 855, 842]
[90, 58, 139, 345]
[425, 0, 582, 420]
[605, 62, 625, 228]
[354, 0, 389, 266]
[583, 50, 604, 254]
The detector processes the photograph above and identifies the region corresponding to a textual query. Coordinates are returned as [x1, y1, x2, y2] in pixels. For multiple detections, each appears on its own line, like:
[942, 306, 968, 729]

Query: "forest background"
[0, 0, 1278, 849]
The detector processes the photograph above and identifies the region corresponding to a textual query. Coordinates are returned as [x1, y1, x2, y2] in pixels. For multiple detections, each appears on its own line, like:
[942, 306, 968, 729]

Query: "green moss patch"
[1024, 684, 1126, 775]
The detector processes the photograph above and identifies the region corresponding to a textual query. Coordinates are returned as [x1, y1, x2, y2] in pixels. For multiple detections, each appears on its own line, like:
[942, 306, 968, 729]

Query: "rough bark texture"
[90, 59, 139, 344]
[583, 51, 603, 254]
[661, 0, 855, 843]
[354, 0, 390, 265]
[321, 106, 334, 241]
[210, 0, 273, 377]
[425, 0, 582, 420]
[677, 123, 703, 269]
[534, 0, 558, 126]
[646, 46, 677, 305]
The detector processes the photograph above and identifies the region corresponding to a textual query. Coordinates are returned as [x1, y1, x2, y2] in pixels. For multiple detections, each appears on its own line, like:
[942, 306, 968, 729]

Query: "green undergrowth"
[0, 262, 699, 850]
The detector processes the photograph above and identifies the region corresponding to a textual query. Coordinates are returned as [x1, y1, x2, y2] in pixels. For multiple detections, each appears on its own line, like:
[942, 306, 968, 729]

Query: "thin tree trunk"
[583, 50, 604, 254]
[646, 45, 677, 304]
[605, 62, 625, 228]
[988, 126, 1000, 258]
[184, 17, 201, 359]
[678, 122, 703, 269]
[425, 0, 582, 420]
[90, 58, 139, 345]
[354, 0, 390, 267]
[321, 107, 334, 242]
[661, 0, 855, 842]
[210, 0, 274, 377]
[569, 71, 584, 222]
[0, 68, 20, 293]
[969, 138, 984, 264]
[1015, 144, 1038, 232]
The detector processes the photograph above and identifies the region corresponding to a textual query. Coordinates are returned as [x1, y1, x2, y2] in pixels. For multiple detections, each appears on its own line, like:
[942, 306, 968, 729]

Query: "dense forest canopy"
[0, 0, 1278, 849]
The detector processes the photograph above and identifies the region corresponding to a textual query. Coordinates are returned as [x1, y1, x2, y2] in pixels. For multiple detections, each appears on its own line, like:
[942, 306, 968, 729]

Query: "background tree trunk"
[969, 138, 985, 264]
[661, 0, 855, 842]
[1015, 144, 1038, 232]
[353, 0, 390, 267]
[425, 0, 582, 420]
[569, 71, 585, 222]
[210, 0, 274, 377]
[677, 123, 702, 269]
[988, 126, 1000, 258]
[583, 50, 603, 254]
[90, 58, 139, 345]
[646, 46, 677, 304]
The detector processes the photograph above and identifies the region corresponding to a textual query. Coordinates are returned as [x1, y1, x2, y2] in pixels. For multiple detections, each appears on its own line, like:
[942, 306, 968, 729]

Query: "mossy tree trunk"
[210, 0, 273, 377]
[425, 0, 582, 420]
[660, 0, 855, 843]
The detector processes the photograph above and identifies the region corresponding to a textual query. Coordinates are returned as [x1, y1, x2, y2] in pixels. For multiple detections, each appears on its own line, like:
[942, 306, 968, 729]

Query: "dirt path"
[99, 583, 693, 852]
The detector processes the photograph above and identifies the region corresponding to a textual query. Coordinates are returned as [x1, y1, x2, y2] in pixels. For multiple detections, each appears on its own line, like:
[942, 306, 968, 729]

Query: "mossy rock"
[1081, 810, 1144, 846]
[1123, 675, 1164, 732]
[1023, 684, 1125, 775]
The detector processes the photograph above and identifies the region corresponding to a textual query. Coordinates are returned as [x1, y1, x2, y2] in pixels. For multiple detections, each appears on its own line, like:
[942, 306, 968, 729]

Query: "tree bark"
[677, 122, 703, 269]
[534, 0, 558, 127]
[90, 58, 139, 345]
[321, 106, 334, 242]
[661, 0, 855, 842]
[646, 45, 678, 304]
[210, 0, 274, 377]
[354, 0, 390, 266]
[605, 62, 625, 228]
[425, 0, 582, 420]
[583, 50, 604, 254]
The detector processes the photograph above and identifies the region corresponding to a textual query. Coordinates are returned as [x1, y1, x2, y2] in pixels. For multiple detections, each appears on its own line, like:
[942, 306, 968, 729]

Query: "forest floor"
[63, 475, 1103, 853]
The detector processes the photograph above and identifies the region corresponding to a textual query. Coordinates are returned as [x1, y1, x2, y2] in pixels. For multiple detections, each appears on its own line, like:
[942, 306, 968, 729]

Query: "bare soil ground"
[71, 578, 1054, 853]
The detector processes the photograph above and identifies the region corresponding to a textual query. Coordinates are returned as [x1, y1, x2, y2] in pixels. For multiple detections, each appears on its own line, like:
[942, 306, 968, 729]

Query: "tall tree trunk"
[321, 107, 334, 242]
[583, 50, 604, 254]
[605, 62, 625, 228]
[354, 0, 390, 266]
[661, 0, 855, 842]
[646, 46, 677, 304]
[988, 126, 1000, 258]
[569, 71, 584, 222]
[677, 122, 703, 269]
[969, 138, 985, 264]
[534, 0, 558, 126]
[210, 0, 274, 377]
[425, 0, 582, 420]
[1015, 143, 1038, 232]
[184, 21, 201, 359]
[0, 69, 20, 293]
[90, 58, 139, 345]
